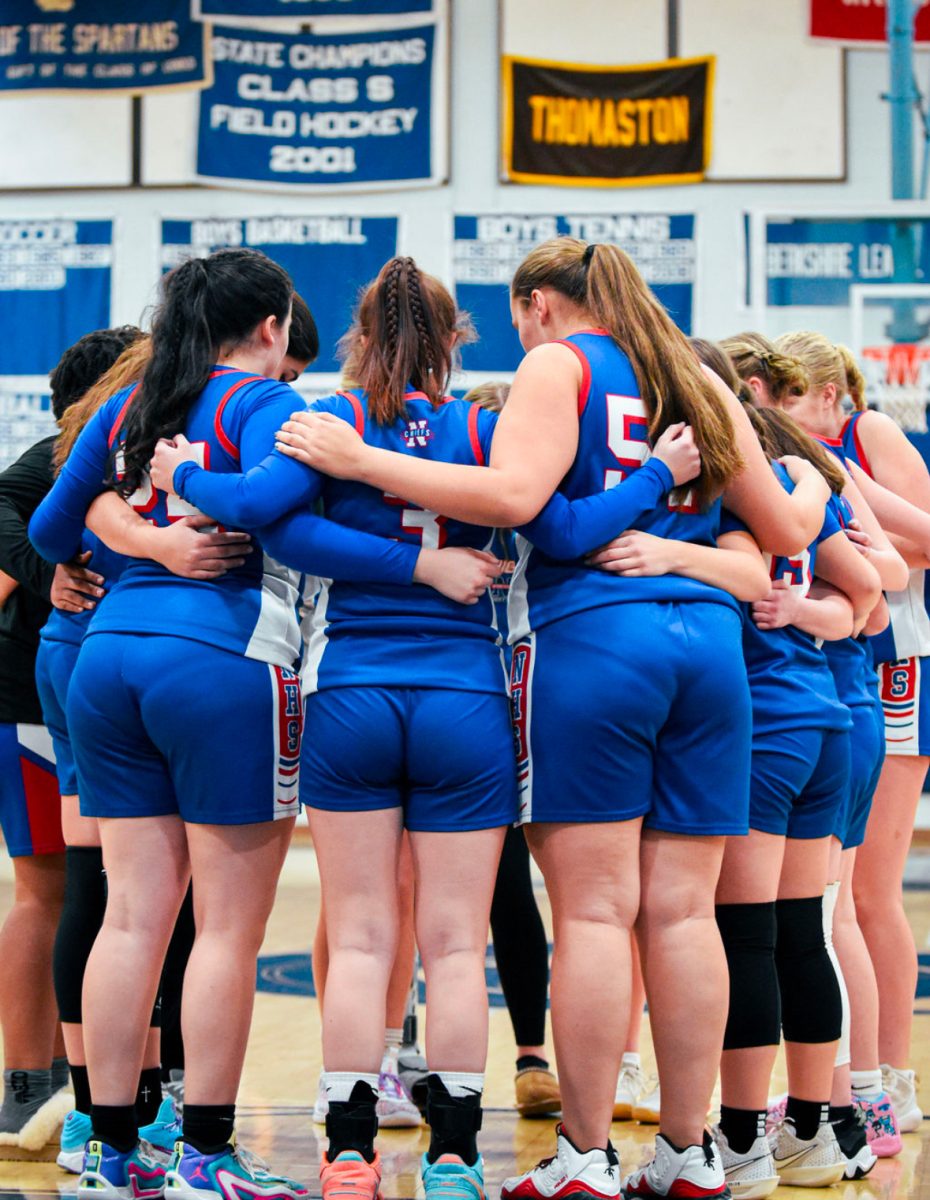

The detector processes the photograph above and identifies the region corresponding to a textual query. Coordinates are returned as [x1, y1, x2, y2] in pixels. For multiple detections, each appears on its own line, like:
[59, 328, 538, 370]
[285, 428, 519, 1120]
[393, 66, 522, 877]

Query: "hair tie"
[582, 243, 599, 267]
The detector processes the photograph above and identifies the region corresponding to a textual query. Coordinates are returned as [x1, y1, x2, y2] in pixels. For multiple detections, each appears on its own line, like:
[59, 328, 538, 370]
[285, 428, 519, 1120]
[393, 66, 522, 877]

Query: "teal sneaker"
[58, 1109, 93, 1173]
[77, 1137, 166, 1200]
[420, 1153, 486, 1200]
[140, 1098, 182, 1163]
[165, 1137, 308, 1200]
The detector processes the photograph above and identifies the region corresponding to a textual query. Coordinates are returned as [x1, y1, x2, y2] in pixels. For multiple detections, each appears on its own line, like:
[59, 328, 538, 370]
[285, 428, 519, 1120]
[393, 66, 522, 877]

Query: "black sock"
[516, 1055, 549, 1073]
[182, 1104, 236, 1154]
[719, 1105, 766, 1154]
[786, 1097, 828, 1142]
[70, 1064, 92, 1116]
[326, 1081, 378, 1163]
[91, 1104, 138, 1153]
[829, 1104, 855, 1124]
[426, 1075, 482, 1166]
[135, 1068, 162, 1126]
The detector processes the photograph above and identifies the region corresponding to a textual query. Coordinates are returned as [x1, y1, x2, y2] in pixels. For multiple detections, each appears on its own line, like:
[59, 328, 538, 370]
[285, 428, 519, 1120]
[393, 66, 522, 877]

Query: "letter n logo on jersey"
[403, 419, 432, 448]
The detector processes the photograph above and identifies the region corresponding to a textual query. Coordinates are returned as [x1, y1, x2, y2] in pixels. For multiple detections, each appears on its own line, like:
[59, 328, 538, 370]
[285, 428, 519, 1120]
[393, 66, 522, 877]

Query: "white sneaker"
[768, 1119, 845, 1187]
[501, 1123, 620, 1200]
[880, 1064, 923, 1134]
[376, 1048, 420, 1128]
[614, 1058, 647, 1121]
[312, 1071, 327, 1125]
[623, 1132, 727, 1198]
[632, 1080, 661, 1125]
[711, 1125, 779, 1199]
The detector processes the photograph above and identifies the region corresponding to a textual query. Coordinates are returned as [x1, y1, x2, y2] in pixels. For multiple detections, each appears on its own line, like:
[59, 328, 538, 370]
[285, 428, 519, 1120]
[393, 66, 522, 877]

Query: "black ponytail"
[115, 248, 292, 495]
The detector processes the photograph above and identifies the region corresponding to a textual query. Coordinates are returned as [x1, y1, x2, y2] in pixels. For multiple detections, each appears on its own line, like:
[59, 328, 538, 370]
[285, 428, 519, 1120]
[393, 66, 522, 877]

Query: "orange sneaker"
[320, 1150, 382, 1200]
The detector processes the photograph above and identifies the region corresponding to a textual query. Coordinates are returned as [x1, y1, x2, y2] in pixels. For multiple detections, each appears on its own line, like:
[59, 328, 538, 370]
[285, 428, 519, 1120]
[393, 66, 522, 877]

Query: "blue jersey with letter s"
[509, 330, 734, 640]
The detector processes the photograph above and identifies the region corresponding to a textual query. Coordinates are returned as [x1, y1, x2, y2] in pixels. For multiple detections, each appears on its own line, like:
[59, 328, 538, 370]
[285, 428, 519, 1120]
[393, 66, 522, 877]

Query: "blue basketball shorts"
[750, 726, 850, 840]
[834, 700, 885, 850]
[301, 686, 517, 832]
[879, 656, 930, 756]
[68, 633, 302, 824]
[35, 638, 81, 796]
[510, 601, 751, 834]
[0, 722, 63, 857]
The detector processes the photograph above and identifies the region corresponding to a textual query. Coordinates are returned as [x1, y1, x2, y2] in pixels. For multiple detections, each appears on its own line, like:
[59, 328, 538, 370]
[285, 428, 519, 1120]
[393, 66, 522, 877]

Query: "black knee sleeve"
[775, 896, 842, 1044]
[54, 846, 107, 1024]
[716, 901, 780, 1050]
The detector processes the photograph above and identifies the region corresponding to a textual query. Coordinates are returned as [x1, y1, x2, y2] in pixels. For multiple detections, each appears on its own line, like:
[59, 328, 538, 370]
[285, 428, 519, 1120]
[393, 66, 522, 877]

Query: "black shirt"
[0, 436, 55, 724]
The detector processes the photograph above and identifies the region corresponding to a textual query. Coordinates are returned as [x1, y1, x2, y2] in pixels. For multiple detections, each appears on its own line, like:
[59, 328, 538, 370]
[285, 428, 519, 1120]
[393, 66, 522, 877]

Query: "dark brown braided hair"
[339, 256, 475, 424]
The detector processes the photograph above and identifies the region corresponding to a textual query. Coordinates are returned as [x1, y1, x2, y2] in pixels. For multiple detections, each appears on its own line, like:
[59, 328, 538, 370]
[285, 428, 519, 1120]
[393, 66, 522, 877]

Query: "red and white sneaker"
[501, 1125, 620, 1200]
[622, 1133, 727, 1199]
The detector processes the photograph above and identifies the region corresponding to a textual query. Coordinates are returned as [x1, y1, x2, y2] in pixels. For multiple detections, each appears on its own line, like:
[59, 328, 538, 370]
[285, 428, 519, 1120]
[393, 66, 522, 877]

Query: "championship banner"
[454, 213, 696, 373]
[194, 0, 433, 18]
[0, 2, 209, 94]
[160, 216, 398, 374]
[196, 20, 444, 191]
[0, 219, 112, 376]
[0, 386, 56, 472]
[762, 216, 930, 307]
[501, 55, 714, 188]
[809, 0, 930, 45]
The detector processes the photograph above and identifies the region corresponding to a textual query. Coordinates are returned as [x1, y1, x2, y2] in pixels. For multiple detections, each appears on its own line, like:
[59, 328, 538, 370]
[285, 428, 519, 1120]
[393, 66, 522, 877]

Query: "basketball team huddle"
[2, 236, 929, 1200]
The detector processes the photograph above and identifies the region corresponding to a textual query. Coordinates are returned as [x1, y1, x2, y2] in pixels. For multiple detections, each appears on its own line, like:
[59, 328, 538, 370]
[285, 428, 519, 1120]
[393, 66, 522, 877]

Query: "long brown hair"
[754, 407, 847, 495]
[720, 331, 809, 402]
[690, 337, 741, 396]
[511, 238, 742, 508]
[340, 256, 475, 424]
[55, 336, 152, 473]
[775, 331, 867, 412]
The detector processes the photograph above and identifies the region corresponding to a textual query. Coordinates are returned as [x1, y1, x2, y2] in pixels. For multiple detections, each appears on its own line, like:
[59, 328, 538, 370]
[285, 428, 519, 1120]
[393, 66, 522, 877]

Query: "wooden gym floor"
[1, 838, 929, 1199]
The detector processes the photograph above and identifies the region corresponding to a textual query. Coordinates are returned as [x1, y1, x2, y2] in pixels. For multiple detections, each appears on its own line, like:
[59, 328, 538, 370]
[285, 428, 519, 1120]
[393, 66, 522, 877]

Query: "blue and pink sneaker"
[140, 1098, 183, 1163]
[421, 1153, 486, 1200]
[58, 1110, 93, 1173]
[164, 1137, 308, 1200]
[77, 1138, 167, 1200]
[854, 1092, 903, 1158]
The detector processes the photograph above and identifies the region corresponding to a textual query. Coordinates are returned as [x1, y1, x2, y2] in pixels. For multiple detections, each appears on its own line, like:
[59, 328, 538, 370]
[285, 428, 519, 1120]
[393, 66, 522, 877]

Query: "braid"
[383, 258, 403, 358]
[405, 259, 435, 387]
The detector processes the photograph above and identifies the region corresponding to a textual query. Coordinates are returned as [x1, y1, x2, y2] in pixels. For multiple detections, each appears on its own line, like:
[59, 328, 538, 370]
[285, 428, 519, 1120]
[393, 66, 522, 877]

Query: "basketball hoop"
[862, 344, 930, 433]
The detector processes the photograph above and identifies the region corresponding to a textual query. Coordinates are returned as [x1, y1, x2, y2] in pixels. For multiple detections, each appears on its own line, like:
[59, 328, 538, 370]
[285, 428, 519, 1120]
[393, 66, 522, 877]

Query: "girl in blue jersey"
[274, 239, 835, 1200]
[26, 249, 391, 1200]
[773, 331, 930, 1134]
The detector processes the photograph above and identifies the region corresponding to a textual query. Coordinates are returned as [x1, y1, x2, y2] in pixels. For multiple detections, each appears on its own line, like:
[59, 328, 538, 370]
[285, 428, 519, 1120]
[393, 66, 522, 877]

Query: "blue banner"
[454, 213, 696, 374]
[0, 2, 208, 93]
[764, 217, 930, 307]
[160, 216, 398, 374]
[0, 220, 112, 376]
[197, 23, 439, 189]
[196, 0, 432, 16]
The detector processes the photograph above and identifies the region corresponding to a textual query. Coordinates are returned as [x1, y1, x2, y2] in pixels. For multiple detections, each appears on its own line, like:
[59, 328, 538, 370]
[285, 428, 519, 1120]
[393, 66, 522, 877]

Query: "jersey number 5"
[126, 443, 210, 522]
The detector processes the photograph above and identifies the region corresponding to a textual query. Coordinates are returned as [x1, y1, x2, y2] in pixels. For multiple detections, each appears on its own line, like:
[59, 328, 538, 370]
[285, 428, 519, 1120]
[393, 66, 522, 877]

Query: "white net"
[861, 344, 930, 434]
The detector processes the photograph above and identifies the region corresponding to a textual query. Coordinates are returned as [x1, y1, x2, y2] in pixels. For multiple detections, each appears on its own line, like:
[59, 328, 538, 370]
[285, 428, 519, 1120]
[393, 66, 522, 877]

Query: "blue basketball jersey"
[819, 491, 880, 710]
[301, 389, 507, 695]
[30, 367, 306, 668]
[817, 416, 930, 664]
[39, 530, 128, 648]
[721, 463, 849, 735]
[508, 331, 735, 641]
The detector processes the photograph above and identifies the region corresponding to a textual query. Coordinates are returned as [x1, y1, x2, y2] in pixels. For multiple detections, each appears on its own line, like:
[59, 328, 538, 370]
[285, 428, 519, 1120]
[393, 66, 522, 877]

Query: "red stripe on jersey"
[337, 391, 366, 436]
[554, 339, 592, 416]
[107, 384, 141, 448]
[21, 755, 64, 855]
[214, 376, 264, 461]
[818, 433, 844, 448]
[574, 327, 611, 337]
[850, 416, 874, 478]
[468, 403, 485, 466]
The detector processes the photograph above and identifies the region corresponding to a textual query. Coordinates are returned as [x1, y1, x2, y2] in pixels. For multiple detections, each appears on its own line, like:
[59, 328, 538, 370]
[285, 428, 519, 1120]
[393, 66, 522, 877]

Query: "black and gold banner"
[502, 54, 714, 188]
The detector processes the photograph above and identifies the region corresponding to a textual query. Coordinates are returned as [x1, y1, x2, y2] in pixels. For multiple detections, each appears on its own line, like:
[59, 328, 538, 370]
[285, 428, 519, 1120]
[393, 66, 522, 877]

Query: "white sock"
[435, 1071, 483, 1098]
[322, 1072, 379, 1103]
[384, 1028, 403, 1051]
[621, 1052, 641, 1069]
[851, 1069, 883, 1100]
